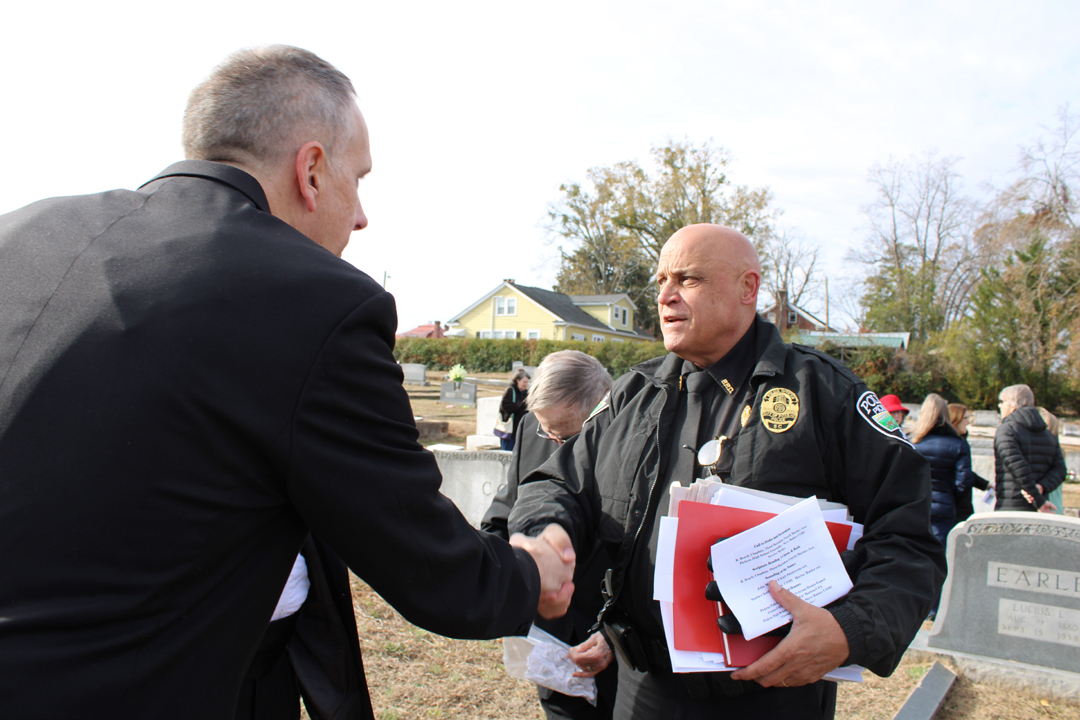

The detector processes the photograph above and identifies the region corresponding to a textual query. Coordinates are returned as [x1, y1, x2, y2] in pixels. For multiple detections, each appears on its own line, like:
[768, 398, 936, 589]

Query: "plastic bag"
[503, 625, 597, 706]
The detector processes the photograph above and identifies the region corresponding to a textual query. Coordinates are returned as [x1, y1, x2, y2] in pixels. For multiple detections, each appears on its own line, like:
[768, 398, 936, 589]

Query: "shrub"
[393, 338, 667, 379]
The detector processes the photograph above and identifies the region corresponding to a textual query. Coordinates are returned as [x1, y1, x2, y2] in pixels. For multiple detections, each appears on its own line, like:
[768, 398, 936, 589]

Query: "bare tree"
[760, 227, 821, 313]
[850, 152, 987, 342]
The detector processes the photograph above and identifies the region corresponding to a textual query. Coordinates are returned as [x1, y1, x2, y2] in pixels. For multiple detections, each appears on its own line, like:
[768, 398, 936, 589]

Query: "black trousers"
[612, 663, 837, 720]
[539, 660, 619, 720]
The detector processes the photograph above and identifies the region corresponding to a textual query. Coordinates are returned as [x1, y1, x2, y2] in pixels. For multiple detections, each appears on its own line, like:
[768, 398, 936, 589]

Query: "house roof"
[397, 323, 445, 339]
[512, 284, 612, 332]
[793, 331, 910, 350]
[569, 293, 634, 306]
[760, 301, 829, 329]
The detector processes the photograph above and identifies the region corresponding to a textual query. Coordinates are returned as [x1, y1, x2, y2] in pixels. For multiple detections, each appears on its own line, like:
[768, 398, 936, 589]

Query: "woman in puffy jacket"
[911, 394, 978, 547]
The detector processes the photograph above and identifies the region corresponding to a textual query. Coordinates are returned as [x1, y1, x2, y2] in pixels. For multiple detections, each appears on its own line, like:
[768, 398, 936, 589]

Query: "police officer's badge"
[740, 404, 752, 428]
[760, 388, 799, 433]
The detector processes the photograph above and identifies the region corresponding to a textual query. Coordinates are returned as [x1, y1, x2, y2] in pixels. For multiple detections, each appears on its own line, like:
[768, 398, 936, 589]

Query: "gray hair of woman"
[526, 350, 613, 421]
[910, 393, 950, 444]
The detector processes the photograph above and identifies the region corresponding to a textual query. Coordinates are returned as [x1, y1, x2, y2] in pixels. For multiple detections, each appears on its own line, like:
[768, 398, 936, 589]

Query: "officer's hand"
[509, 524, 576, 619]
[568, 632, 614, 677]
[730, 580, 849, 688]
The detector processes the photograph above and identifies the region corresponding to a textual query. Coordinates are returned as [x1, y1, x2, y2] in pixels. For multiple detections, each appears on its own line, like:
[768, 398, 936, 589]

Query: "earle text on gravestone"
[927, 512, 1080, 673]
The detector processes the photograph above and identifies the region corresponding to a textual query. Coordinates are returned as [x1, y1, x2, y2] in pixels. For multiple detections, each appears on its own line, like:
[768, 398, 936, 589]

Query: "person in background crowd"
[910, 395, 977, 548]
[947, 403, 992, 524]
[1036, 408, 1066, 515]
[484, 350, 618, 720]
[879, 394, 909, 432]
[994, 385, 1066, 513]
[499, 369, 531, 451]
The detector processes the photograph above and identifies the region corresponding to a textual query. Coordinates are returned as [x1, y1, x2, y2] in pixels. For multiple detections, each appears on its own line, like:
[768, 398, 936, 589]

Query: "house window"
[592, 334, 605, 343]
[571, 333, 585, 341]
[495, 297, 517, 316]
[621, 308, 628, 326]
[612, 337, 624, 343]
[527, 330, 541, 339]
[767, 312, 777, 323]
[788, 311, 797, 325]
[480, 330, 492, 338]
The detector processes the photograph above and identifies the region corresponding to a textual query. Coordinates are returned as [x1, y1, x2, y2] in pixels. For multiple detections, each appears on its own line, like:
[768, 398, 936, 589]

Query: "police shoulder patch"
[856, 390, 913, 447]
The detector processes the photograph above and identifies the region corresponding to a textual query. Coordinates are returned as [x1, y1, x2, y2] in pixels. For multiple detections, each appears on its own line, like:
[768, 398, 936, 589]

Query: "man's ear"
[740, 269, 762, 306]
[294, 141, 327, 214]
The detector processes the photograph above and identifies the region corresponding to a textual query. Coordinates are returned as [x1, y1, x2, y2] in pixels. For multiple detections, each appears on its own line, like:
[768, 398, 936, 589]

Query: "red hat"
[879, 394, 908, 416]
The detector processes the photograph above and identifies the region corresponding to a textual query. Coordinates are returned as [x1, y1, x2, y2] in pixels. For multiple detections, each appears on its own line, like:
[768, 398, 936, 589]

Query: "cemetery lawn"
[406, 372, 509, 446]
[313, 582, 1080, 720]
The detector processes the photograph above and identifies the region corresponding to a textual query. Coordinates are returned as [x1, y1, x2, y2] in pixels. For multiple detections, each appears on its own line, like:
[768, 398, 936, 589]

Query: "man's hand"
[568, 632, 613, 678]
[730, 581, 849, 688]
[509, 524, 576, 619]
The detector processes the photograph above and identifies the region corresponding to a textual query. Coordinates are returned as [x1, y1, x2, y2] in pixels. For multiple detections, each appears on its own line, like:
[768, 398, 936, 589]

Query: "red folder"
[671, 500, 853, 656]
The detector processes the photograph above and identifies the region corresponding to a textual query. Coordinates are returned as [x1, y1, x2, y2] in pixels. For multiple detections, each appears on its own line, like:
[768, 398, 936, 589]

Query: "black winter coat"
[994, 407, 1067, 511]
[914, 423, 977, 524]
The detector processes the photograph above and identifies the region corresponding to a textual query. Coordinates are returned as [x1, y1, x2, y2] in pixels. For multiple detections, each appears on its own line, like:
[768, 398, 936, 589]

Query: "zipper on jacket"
[591, 374, 669, 633]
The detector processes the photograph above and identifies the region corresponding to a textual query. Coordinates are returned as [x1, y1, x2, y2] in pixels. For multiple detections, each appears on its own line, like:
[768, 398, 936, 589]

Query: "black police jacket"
[511, 320, 946, 677]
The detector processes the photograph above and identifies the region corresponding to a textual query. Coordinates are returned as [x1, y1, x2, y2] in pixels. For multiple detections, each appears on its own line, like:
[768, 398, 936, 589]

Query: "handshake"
[509, 524, 576, 619]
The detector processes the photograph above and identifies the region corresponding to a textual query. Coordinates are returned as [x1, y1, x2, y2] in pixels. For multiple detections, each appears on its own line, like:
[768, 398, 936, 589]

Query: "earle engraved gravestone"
[928, 512, 1080, 674]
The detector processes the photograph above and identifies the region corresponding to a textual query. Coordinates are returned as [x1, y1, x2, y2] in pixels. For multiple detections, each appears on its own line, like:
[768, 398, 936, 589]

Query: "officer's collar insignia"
[856, 391, 914, 447]
[740, 404, 752, 428]
[721, 378, 735, 395]
[760, 388, 799, 433]
[585, 392, 611, 424]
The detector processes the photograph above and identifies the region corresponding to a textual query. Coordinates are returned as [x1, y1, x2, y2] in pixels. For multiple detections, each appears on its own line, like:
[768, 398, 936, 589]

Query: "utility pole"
[382, 272, 390, 288]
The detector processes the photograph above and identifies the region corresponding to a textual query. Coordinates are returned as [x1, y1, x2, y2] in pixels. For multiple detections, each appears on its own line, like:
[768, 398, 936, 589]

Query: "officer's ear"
[739, 268, 761, 307]
[293, 141, 328, 214]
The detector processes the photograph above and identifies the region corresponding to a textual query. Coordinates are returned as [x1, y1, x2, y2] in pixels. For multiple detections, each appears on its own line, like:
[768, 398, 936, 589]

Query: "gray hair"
[1000, 384, 1035, 409]
[182, 45, 357, 170]
[526, 350, 613, 420]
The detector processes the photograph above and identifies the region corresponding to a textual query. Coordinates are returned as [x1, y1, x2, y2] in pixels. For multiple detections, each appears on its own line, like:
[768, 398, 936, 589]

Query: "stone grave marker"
[432, 449, 512, 526]
[476, 396, 502, 437]
[972, 410, 1001, 428]
[401, 363, 428, 386]
[927, 512, 1080, 673]
[440, 382, 476, 407]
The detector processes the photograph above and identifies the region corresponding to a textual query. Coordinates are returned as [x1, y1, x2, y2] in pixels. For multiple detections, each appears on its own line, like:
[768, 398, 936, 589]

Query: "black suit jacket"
[0, 161, 539, 719]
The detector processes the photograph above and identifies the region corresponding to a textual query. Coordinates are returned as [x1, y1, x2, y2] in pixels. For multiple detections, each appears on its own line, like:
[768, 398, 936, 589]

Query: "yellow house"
[445, 280, 653, 343]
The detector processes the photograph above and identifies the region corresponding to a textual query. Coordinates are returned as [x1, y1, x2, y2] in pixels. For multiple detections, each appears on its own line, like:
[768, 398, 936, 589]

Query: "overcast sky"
[3, 1, 1077, 332]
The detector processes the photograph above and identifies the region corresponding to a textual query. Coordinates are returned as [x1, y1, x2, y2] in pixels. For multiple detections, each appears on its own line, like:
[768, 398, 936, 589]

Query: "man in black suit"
[0, 45, 573, 720]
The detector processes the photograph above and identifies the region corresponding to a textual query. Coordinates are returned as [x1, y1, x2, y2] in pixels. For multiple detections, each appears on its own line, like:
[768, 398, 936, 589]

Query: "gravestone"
[401, 363, 429, 386]
[440, 382, 477, 407]
[476, 396, 502, 437]
[928, 512, 1080, 674]
[972, 410, 1001, 428]
[511, 361, 538, 377]
[1063, 424, 1080, 438]
[432, 448, 512, 526]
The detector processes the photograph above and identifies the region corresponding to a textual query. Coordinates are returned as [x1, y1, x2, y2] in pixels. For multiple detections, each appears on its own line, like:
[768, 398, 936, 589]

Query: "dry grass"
[319, 584, 1080, 720]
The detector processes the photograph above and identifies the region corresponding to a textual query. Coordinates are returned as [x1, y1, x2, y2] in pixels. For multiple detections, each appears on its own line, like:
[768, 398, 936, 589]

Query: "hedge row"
[393, 337, 668, 379]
